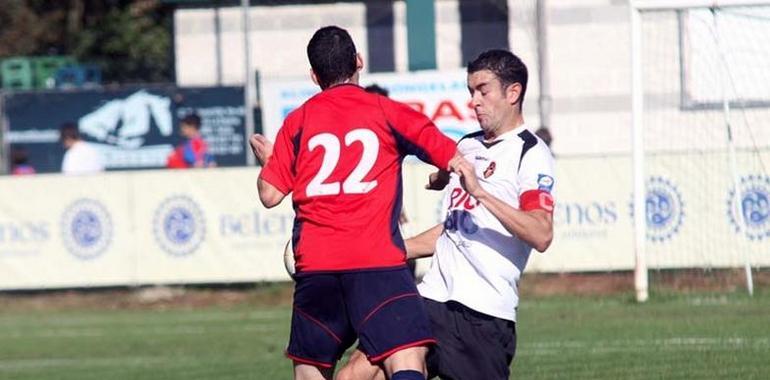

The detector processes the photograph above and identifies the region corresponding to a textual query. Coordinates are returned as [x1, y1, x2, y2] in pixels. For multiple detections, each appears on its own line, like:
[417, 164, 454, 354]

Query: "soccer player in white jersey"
[337, 49, 555, 380]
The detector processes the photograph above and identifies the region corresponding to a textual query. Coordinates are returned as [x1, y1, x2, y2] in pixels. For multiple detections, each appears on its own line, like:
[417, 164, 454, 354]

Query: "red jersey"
[260, 84, 457, 272]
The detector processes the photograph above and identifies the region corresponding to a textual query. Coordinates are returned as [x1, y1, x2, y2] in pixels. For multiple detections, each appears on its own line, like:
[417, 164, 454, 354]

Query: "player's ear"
[355, 53, 364, 72]
[310, 69, 320, 87]
[506, 82, 522, 107]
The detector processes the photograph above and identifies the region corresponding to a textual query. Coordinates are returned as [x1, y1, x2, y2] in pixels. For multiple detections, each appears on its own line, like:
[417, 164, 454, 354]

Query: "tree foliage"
[0, 0, 173, 83]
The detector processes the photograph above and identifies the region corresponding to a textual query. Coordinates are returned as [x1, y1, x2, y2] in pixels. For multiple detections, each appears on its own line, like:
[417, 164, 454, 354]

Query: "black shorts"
[424, 298, 517, 380]
[286, 267, 435, 368]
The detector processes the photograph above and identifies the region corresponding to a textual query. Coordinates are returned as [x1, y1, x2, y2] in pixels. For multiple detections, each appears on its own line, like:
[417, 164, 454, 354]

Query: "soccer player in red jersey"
[251, 26, 464, 380]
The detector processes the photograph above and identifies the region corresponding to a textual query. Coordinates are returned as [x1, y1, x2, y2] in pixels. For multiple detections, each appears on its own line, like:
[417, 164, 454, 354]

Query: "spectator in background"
[535, 126, 553, 148]
[166, 113, 216, 169]
[364, 84, 389, 97]
[60, 122, 105, 175]
[10, 146, 36, 175]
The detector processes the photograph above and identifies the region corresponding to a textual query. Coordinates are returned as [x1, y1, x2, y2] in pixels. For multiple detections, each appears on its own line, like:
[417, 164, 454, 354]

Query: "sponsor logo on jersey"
[727, 175, 770, 241]
[483, 162, 496, 178]
[537, 174, 554, 192]
[61, 199, 113, 260]
[153, 195, 206, 256]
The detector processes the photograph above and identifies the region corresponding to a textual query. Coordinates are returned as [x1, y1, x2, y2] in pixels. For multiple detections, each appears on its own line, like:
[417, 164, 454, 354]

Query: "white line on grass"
[521, 337, 770, 356]
[0, 324, 274, 339]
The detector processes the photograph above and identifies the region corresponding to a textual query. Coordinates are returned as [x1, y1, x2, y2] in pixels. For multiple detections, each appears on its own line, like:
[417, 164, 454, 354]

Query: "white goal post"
[630, 0, 770, 302]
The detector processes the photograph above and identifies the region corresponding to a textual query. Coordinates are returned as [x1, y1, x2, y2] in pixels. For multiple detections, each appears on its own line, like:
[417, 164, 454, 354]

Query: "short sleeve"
[518, 142, 555, 213]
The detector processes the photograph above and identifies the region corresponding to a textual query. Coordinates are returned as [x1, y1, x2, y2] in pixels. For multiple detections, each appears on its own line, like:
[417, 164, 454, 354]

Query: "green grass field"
[1, 288, 768, 379]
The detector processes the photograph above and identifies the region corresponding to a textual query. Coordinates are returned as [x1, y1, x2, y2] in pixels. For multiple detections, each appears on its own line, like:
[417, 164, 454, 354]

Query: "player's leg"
[381, 346, 428, 379]
[335, 348, 386, 380]
[287, 273, 356, 380]
[293, 363, 334, 380]
[423, 298, 517, 380]
[343, 267, 435, 380]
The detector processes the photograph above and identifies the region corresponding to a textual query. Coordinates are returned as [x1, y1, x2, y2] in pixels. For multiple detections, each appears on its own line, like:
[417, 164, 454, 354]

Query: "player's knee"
[293, 362, 333, 380]
[338, 350, 384, 380]
[336, 365, 355, 380]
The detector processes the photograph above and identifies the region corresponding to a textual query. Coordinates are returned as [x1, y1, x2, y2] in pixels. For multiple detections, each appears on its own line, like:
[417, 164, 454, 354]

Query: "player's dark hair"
[181, 113, 201, 129]
[364, 84, 389, 97]
[467, 49, 528, 112]
[307, 26, 357, 89]
[59, 122, 80, 141]
[10, 146, 29, 165]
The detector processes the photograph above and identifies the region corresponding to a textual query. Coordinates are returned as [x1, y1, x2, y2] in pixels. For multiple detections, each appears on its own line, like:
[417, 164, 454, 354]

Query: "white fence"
[1, 156, 767, 290]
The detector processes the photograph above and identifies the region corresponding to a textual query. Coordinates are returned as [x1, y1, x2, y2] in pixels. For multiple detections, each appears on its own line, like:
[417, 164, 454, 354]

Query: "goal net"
[631, 1, 770, 300]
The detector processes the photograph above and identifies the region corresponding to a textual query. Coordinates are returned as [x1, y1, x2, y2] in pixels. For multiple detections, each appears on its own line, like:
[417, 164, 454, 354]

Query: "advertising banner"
[259, 70, 478, 142]
[4, 86, 246, 173]
[0, 153, 768, 290]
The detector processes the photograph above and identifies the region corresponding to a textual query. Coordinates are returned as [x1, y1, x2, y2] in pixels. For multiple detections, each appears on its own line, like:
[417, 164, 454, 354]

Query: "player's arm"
[257, 178, 286, 208]
[405, 223, 444, 259]
[250, 134, 285, 208]
[256, 116, 297, 208]
[476, 190, 553, 252]
[453, 152, 554, 252]
[379, 97, 459, 171]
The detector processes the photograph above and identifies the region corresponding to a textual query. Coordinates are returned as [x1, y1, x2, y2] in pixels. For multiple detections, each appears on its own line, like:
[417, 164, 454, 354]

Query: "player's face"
[468, 70, 518, 138]
[180, 124, 196, 138]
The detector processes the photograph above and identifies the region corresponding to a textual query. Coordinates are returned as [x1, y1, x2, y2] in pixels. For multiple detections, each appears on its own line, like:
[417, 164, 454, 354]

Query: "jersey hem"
[419, 292, 517, 323]
[294, 264, 409, 277]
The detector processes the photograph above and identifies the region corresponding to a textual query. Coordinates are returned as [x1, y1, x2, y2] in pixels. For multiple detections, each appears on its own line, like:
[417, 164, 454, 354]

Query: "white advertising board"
[1, 154, 768, 290]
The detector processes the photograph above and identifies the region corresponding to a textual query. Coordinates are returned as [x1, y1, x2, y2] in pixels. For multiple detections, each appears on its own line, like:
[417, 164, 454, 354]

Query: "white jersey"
[418, 124, 555, 322]
[62, 141, 105, 175]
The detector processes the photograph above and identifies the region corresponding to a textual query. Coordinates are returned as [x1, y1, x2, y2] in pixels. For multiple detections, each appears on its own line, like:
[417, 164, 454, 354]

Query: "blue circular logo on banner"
[630, 176, 684, 242]
[153, 195, 205, 256]
[61, 199, 112, 260]
[727, 175, 770, 241]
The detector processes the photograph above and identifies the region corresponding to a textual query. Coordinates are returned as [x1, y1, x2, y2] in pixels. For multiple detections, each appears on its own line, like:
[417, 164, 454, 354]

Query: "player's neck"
[329, 73, 359, 89]
[485, 115, 524, 141]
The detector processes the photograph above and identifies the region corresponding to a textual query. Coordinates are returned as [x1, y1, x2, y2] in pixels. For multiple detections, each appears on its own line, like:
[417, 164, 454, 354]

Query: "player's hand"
[249, 134, 273, 166]
[453, 158, 484, 198]
[425, 170, 450, 190]
[447, 151, 465, 172]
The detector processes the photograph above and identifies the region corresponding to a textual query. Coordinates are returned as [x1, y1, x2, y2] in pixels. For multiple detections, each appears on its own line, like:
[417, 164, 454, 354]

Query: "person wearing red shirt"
[251, 26, 464, 380]
[10, 146, 36, 176]
[166, 113, 215, 169]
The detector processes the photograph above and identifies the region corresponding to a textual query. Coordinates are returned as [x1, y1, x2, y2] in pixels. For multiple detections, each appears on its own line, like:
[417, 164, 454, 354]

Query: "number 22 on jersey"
[306, 128, 380, 197]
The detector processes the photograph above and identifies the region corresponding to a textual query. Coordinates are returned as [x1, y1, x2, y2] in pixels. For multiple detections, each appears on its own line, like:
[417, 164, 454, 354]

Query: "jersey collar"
[483, 123, 528, 144]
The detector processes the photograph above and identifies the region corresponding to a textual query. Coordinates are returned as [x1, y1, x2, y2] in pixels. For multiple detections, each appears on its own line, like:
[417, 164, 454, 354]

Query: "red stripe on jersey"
[367, 338, 437, 363]
[359, 292, 420, 328]
[285, 352, 334, 368]
[293, 307, 342, 343]
[520, 190, 554, 213]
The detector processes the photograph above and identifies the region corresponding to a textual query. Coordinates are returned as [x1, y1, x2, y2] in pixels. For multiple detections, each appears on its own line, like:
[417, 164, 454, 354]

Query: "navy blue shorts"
[286, 266, 435, 368]
[424, 298, 517, 380]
